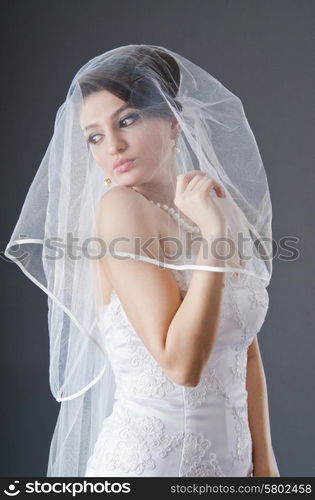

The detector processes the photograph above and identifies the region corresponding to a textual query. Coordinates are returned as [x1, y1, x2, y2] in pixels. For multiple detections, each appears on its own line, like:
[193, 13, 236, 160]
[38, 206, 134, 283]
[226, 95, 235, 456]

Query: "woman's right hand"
[174, 170, 228, 237]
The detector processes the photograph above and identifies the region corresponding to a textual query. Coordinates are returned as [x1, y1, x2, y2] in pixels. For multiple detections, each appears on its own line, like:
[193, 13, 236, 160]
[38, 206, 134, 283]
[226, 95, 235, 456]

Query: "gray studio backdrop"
[1, 0, 314, 477]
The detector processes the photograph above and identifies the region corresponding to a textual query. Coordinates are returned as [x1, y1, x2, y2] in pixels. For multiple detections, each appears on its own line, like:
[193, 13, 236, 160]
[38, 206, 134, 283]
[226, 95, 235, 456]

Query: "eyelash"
[87, 112, 140, 145]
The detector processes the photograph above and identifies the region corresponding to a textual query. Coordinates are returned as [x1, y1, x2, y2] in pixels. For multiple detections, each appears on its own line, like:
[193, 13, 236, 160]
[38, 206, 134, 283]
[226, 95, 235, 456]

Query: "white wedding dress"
[84, 268, 269, 477]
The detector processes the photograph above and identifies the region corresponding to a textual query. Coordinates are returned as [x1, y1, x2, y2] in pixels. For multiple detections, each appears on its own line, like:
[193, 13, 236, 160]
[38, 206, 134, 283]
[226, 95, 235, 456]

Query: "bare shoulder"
[98, 185, 150, 208]
[97, 186, 153, 222]
[96, 186, 158, 241]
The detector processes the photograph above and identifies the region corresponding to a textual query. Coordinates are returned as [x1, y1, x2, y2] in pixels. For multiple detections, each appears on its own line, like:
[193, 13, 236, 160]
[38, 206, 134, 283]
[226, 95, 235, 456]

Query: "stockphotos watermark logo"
[1, 232, 299, 265]
[3, 480, 131, 496]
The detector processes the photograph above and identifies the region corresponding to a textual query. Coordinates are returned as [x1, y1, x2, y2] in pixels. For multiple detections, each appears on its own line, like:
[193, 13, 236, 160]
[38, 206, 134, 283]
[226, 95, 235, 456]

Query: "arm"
[165, 251, 225, 386]
[97, 186, 225, 387]
[246, 336, 280, 477]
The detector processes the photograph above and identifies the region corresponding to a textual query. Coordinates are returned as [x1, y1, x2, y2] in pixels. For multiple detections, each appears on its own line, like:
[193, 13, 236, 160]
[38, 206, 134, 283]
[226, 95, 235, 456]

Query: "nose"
[107, 130, 127, 156]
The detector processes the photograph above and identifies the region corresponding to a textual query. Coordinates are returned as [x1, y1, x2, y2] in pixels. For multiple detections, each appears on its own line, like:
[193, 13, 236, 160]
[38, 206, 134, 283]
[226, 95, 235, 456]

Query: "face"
[79, 89, 180, 187]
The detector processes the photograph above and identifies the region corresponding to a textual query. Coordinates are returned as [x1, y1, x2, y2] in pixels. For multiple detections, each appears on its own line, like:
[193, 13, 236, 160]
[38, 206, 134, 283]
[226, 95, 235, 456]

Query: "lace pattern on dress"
[230, 404, 253, 468]
[179, 433, 225, 477]
[86, 404, 185, 476]
[87, 403, 227, 477]
[185, 368, 231, 409]
[95, 269, 268, 476]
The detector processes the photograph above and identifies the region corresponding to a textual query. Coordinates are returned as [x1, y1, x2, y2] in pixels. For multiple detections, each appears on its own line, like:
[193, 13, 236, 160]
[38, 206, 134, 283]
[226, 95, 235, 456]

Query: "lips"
[113, 159, 135, 173]
[113, 158, 135, 169]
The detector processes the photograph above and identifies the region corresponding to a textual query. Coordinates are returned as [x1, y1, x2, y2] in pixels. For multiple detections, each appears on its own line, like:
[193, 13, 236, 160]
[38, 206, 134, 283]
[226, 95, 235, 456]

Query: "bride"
[5, 44, 279, 477]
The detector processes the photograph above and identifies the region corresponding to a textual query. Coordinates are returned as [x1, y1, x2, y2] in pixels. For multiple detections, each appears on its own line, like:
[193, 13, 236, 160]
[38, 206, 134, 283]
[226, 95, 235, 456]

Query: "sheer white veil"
[4, 44, 273, 476]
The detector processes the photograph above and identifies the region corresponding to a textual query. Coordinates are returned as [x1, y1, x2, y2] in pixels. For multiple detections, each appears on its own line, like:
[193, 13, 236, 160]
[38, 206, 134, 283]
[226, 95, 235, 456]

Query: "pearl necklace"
[149, 199, 201, 233]
[148, 199, 242, 283]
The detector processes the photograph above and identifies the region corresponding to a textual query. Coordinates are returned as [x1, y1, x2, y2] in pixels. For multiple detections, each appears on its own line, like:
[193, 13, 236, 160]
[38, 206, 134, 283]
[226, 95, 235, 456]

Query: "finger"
[184, 169, 206, 182]
[176, 170, 206, 197]
[214, 183, 226, 198]
[198, 179, 226, 198]
[200, 180, 226, 198]
[185, 174, 208, 192]
[198, 178, 216, 197]
[196, 178, 217, 197]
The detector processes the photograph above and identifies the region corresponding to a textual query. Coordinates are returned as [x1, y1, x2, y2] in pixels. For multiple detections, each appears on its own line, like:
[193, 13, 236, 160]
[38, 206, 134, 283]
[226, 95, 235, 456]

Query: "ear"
[169, 116, 182, 138]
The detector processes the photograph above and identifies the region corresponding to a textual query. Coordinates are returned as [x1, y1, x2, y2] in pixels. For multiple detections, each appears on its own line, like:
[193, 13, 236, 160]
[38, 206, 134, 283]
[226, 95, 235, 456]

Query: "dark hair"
[78, 45, 182, 117]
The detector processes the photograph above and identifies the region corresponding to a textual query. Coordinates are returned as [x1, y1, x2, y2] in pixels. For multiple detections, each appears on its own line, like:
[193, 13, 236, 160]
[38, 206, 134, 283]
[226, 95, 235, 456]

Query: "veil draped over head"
[5, 44, 273, 476]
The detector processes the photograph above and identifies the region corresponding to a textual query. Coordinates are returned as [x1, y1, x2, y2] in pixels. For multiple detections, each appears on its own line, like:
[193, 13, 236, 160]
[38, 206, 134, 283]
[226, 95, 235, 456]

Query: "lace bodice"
[85, 269, 269, 477]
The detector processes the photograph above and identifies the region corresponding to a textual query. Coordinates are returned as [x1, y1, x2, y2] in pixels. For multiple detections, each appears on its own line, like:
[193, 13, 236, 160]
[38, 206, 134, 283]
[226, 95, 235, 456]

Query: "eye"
[86, 112, 140, 146]
[87, 134, 103, 145]
[119, 112, 140, 127]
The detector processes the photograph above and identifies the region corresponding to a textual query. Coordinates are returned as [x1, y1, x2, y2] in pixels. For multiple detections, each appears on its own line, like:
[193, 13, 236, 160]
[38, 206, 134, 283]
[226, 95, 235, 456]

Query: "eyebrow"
[83, 103, 131, 132]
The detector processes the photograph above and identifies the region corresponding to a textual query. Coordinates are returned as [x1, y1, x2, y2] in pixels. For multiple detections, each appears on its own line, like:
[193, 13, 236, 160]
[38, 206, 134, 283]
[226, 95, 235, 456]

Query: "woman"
[5, 44, 279, 477]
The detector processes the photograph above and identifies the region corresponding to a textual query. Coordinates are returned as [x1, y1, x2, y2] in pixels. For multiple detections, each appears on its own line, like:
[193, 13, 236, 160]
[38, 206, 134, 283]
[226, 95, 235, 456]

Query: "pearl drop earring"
[173, 136, 180, 153]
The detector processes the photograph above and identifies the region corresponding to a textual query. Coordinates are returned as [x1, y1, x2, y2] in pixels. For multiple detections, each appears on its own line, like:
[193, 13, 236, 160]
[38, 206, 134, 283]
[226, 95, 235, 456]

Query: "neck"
[130, 159, 178, 209]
